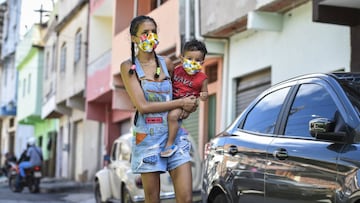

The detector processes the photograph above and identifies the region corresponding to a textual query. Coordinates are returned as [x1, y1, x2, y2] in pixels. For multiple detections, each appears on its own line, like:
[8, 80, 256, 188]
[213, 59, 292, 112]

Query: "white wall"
[88, 16, 112, 63]
[226, 2, 351, 124]
[15, 124, 34, 158]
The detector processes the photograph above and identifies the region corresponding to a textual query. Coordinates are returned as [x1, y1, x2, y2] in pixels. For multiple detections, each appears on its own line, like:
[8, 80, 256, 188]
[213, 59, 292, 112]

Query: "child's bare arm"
[199, 79, 208, 101]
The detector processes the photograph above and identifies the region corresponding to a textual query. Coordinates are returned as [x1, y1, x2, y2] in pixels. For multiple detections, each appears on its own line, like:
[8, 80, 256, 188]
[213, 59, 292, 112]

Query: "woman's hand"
[182, 96, 198, 112]
[179, 110, 191, 119]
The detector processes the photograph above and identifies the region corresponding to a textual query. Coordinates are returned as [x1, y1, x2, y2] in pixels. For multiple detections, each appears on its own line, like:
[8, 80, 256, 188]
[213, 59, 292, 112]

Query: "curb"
[40, 181, 93, 193]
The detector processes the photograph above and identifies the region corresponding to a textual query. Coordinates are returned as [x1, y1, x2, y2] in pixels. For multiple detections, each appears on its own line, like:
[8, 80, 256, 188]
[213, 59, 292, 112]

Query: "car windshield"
[338, 76, 360, 117]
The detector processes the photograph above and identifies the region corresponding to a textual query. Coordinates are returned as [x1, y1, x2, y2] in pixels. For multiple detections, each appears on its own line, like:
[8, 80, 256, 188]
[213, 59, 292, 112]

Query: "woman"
[120, 15, 197, 203]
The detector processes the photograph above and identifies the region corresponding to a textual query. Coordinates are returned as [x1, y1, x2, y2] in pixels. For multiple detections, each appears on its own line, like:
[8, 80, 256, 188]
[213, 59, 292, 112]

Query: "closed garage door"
[236, 68, 271, 116]
[182, 110, 199, 146]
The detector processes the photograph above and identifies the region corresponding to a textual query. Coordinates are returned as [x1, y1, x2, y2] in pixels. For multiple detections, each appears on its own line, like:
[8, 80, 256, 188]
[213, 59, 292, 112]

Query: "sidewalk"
[0, 176, 93, 193]
[40, 177, 93, 193]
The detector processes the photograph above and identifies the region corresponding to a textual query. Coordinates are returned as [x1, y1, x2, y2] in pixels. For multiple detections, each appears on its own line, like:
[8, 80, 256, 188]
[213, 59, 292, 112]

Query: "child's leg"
[167, 108, 182, 147]
[161, 108, 182, 157]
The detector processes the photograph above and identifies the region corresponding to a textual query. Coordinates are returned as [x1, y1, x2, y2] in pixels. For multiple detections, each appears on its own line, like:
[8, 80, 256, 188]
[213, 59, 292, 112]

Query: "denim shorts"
[131, 125, 192, 174]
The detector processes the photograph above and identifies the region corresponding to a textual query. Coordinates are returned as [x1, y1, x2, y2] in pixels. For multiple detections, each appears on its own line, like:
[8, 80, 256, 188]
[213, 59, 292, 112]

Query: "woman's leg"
[141, 172, 161, 203]
[169, 162, 192, 203]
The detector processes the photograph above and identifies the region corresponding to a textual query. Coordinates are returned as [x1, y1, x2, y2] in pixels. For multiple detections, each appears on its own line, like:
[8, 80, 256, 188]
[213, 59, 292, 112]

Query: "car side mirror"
[309, 118, 346, 142]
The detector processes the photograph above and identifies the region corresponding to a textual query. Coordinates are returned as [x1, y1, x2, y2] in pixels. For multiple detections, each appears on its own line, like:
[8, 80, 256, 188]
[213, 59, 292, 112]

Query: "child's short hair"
[182, 39, 208, 59]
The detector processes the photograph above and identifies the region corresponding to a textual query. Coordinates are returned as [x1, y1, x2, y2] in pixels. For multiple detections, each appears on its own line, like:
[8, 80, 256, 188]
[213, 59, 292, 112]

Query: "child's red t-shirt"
[172, 65, 207, 99]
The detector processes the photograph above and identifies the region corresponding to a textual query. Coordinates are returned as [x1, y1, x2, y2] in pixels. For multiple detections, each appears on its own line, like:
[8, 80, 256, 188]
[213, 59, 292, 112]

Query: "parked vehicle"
[202, 72, 360, 203]
[8, 161, 42, 193]
[95, 131, 202, 203]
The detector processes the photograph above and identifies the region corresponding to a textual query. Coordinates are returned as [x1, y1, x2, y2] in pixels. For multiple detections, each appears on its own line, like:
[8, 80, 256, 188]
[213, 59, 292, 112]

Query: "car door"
[109, 141, 122, 199]
[265, 81, 341, 203]
[223, 86, 292, 203]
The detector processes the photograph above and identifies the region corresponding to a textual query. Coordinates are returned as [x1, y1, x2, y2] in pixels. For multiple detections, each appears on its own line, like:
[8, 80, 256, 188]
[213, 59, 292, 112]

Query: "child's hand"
[199, 92, 208, 101]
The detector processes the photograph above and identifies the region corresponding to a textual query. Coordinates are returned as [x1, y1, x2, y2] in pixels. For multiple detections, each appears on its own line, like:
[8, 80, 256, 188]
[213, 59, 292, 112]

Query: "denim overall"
[131, 56, 192, 173]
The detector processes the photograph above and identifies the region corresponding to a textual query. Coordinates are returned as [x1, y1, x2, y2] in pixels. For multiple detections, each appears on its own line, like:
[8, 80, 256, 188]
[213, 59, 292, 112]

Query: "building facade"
[86, 0, 116, 160]
[52, 0, 101, 181]
[0, 0, 20, 164]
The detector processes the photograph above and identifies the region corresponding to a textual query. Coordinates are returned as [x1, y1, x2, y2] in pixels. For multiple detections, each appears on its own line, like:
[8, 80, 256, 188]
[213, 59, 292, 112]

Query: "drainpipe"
[194, 0, 203, 40]
[221, 40, 231, 130]
[184, 0, 191, 41]
[133, 0, 138, 17]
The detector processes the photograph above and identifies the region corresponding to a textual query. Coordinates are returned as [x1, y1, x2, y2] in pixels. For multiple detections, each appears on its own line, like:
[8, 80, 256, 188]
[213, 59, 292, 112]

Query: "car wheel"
[213, 193, 229, 203]
[94, 180, 109, 203]
[122, 186, 133, 203]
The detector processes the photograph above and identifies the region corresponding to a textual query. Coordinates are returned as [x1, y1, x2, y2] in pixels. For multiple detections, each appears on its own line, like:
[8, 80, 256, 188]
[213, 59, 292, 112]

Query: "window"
[38, 136, 43, 147]
[4, 63, 7, 86]
[45, 51, 49, 79]
[151, 0, 168, 10]
[339, 80, 360, 117]
[60, 43, 67, 73]
[111, 143, 118, 161]
[28, 73, 31, 93]
[52, 43, 57, 72]
[206, 63, 218, 83]
[22, 78, 26, 97]
[242, 87, 290, 134]
[74, 30, 81, 64]
[284, 84, 338, 138]
[10, 118, 14, 127]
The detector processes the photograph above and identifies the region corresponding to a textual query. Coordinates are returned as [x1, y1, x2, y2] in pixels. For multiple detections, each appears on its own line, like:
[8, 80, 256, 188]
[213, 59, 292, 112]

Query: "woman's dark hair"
[128, 15, 161, 78]
[182, 39, 208, 59]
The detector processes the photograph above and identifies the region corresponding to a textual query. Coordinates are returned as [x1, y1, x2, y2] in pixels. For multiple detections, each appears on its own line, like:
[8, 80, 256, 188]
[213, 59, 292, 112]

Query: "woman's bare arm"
[120, 60, 196, 114]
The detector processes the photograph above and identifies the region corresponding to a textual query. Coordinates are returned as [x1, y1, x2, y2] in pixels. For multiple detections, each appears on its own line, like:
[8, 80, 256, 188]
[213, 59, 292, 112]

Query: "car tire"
[213, 193, 229, 203]
[94, 180, 109, 203]
[122, 186, 133, 203]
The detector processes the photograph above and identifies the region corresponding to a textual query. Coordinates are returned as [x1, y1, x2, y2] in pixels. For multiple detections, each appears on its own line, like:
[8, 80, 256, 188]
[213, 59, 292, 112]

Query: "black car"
[202, 72, 360, 203]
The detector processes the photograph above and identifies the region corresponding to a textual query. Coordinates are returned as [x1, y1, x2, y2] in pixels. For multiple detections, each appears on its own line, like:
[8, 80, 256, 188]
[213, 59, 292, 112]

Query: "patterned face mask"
[183, 58, 202, 75]
[138, 32, 159, 53]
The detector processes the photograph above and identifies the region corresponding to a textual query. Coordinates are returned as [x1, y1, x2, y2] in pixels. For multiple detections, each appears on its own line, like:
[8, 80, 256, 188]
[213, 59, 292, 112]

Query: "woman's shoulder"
[120, 59, 132, 72]
[120, 59, 132, 67]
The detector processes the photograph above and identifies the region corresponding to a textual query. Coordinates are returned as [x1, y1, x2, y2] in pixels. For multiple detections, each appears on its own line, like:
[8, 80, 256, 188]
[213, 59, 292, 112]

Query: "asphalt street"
[0, 176, 95, 203]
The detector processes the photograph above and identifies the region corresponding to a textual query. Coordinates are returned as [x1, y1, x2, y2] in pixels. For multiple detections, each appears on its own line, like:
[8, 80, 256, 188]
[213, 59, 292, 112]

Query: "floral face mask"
[138, 32, 159, 53]
[183, 58, 202, 75]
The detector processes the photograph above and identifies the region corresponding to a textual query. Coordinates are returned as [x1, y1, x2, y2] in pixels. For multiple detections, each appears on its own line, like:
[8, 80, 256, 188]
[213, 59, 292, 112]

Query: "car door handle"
[273, 148, 288, 160]
[228, 145, 238, 155]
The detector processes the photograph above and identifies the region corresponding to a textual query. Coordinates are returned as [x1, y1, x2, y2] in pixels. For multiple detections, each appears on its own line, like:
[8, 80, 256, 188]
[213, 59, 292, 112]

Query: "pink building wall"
[111, 0, 181, 122]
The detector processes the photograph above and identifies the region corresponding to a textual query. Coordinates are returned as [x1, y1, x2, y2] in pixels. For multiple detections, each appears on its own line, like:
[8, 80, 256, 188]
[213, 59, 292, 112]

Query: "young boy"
[161, 39, 208, 157]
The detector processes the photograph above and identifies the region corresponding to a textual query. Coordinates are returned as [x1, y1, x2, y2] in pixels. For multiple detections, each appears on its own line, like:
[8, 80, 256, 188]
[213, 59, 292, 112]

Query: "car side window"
[242, 87, 290, 134]
[284, 83, 338, 138]
[117, 143, 122, 160]
[111, 143, 118, 161]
